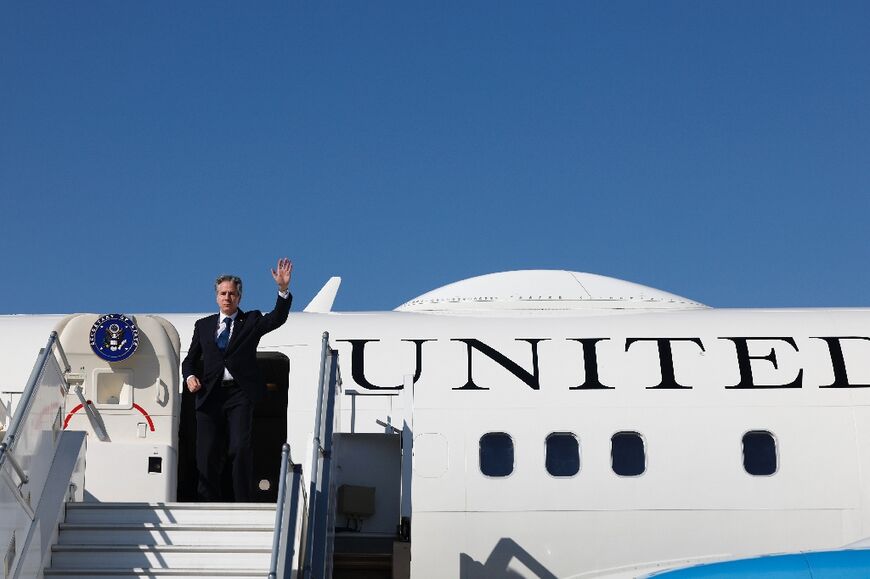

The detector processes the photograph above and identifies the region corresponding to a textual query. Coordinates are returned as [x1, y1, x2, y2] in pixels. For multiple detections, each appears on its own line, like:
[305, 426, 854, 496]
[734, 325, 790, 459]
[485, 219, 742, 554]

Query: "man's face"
[216, 281, 241, 316]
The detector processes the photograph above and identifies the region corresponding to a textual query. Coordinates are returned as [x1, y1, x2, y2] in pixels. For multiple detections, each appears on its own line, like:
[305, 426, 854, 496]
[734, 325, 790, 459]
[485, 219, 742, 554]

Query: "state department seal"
[90, 314, 140, 362]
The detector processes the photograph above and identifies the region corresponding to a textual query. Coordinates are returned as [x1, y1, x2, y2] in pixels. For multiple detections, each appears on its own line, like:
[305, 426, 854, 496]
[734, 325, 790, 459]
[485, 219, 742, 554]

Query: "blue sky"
[1, 2, 868, 314]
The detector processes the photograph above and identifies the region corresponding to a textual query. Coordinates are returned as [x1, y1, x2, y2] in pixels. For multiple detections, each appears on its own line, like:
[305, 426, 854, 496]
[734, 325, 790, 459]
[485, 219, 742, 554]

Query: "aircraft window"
[743, 430, 777, 475]
[479, 433, 514, 477]
[611, 431, 645, 476]
[546, 433, 580, 477]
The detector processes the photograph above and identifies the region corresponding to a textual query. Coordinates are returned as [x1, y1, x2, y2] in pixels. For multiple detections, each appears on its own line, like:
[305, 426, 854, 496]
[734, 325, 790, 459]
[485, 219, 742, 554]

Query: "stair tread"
[67, 502, 276, 510]
[44, 568, 270, 571]
[43, 568, 268, 576]
[60, 522, 274, 531]
[50, 502, 278, 576]
[52, 545, 271, 552]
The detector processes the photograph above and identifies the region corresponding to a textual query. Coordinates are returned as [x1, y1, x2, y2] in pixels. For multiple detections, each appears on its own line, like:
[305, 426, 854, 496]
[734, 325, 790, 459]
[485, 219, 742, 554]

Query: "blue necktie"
[217, 317, 232, 350]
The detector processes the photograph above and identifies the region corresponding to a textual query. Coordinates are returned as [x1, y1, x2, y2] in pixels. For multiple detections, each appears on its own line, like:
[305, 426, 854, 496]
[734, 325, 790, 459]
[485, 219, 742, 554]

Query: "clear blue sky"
[1, 2, 868, 314]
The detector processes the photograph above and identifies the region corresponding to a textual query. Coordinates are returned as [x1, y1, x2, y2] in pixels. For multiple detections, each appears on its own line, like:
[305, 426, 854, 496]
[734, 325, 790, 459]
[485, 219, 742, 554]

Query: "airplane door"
[57, 314, 181, 502]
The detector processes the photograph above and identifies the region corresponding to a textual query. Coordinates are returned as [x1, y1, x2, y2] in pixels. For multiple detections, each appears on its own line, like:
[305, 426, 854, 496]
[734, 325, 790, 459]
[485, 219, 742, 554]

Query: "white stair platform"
[44, 502, 277, 578]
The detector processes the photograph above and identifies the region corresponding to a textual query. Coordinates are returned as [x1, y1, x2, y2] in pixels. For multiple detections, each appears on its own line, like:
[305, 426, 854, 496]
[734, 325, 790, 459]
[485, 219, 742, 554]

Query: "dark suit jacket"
[182, 293, 291, 409]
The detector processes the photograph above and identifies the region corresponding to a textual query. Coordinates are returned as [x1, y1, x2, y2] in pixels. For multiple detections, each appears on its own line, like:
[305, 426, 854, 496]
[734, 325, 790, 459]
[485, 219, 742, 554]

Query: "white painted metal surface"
[1, 270, 869, 578]
[396, 270, 707, 312]
[57, 314, 180, 502]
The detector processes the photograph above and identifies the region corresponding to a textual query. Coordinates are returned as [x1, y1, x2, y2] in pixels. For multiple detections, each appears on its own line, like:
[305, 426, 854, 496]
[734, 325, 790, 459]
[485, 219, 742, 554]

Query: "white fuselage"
[3, 303, 870, 578]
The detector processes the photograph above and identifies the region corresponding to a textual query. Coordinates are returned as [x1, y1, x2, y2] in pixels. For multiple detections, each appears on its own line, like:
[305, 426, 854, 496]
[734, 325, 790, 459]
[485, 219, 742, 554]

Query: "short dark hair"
[215, 275, 243, 296]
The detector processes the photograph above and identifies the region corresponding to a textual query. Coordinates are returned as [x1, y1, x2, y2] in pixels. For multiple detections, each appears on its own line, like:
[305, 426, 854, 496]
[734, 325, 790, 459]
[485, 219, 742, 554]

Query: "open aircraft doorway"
[176, 351, 290, 502]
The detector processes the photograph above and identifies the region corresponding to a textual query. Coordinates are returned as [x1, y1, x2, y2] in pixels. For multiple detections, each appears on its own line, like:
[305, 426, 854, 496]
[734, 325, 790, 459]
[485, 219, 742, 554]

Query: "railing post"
[269, 443, 292, 579]
[55, 337, 71, 374]
[0, 442, 29, 488]
[282, 464, 304, 577]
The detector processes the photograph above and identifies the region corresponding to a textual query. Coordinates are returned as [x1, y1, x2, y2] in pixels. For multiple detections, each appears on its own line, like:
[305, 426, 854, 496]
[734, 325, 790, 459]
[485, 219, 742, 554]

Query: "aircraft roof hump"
[395, 270, 707, 313]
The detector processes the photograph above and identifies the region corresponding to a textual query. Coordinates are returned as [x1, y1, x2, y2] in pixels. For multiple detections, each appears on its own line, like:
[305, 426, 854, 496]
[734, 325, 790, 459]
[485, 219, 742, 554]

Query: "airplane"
[2, 268, 870, 578]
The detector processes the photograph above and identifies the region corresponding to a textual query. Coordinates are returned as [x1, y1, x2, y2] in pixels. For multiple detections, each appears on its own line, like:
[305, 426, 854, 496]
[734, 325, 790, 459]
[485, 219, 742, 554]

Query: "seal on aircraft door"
[89, 314, 140, 362]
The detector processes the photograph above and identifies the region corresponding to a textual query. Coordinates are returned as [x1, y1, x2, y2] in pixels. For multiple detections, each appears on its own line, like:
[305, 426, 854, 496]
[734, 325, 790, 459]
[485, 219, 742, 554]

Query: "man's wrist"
[278, 287, 290, 298]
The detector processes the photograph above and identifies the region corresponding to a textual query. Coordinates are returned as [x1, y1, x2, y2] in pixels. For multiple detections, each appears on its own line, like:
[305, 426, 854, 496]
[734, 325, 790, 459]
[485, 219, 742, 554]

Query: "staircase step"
[57, 523, 274, 546]
[43, 569, 267, 578]
[49, 545, 271, 570]
[64, 502, 276, 525]
[46, 502, 280, 576]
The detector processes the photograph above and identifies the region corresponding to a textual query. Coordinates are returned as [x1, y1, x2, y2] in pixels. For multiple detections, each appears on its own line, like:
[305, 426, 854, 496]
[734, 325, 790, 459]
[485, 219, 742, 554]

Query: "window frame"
[610, 430, 647, 477]
[478, 431, 516, 478]
[741, 429, 779, 477]
[544, 431, 581, 478]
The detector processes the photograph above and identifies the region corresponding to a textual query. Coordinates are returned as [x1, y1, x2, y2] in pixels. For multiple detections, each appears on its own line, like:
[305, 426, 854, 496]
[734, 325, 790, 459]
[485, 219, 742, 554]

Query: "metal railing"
[268, 331, 340, 579]
[269, 444, 305, 579]
[0, 331, 69, 500]
[0, 440, 28, 488]
[269, 444, 292, 578]
[0, 328, 71, 579]
[72, 384, 110, 442]
[302, 332, 341, 579]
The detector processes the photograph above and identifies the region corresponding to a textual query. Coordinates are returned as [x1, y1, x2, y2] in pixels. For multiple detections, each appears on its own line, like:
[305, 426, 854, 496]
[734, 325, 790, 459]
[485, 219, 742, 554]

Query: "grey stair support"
[44, 502, 277, 578]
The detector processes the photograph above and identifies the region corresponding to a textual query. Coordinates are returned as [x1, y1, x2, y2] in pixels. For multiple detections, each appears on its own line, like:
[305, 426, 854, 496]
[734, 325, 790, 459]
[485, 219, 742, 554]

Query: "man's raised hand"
[271, 257, 293, 292]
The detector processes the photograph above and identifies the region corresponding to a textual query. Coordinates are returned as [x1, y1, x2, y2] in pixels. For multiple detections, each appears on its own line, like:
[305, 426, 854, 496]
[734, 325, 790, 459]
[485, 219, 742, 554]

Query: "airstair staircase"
[2, 328, 406, 578]
[43, 502, 276, 578]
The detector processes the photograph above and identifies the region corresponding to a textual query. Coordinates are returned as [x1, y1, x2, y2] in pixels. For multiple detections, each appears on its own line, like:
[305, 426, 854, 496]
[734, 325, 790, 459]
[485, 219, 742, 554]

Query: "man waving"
[182, 258, 292, 501]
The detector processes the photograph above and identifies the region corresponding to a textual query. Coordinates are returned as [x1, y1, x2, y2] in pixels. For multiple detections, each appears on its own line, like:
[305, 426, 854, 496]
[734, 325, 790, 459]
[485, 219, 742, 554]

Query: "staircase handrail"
[71, 384, 111, 442]
[269, 443, 306, 578]
[269, 442, 291, 578]
[311, 331, 330, 472]
[0, 331, 69, 492]
[302, 331, 342, 579]
[0, 329, 71, 579]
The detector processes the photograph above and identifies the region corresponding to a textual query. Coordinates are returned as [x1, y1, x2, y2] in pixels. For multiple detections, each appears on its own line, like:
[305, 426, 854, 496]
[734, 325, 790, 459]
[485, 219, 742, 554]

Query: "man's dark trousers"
[182, 293, 291, 502]
[195, 382, 255, 501]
